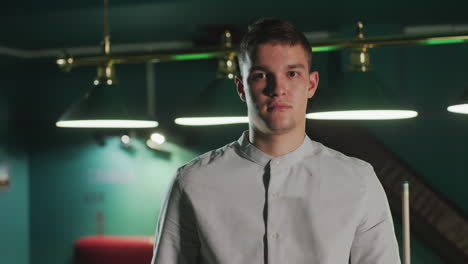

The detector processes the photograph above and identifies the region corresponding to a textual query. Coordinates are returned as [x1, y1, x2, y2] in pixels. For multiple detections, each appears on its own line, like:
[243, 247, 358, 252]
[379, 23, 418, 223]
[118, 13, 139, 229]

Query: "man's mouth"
[267, 102, 292, 112]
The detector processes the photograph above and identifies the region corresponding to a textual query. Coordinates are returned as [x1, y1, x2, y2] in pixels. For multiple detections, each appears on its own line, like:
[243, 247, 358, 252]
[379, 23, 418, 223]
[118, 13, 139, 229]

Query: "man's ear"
[235, 76, 246, 102]
[307, 71, 319, 98]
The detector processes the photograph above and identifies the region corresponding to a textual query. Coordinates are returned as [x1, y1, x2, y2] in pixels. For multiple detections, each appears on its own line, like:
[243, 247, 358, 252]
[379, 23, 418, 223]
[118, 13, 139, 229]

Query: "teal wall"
[30, 136, 197, 264]
[0, 146, 29, 264]
[0, 66, 30, 264]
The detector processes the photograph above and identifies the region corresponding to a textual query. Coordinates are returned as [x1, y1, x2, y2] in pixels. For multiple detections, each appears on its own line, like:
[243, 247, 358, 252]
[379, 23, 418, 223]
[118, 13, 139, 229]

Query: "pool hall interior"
[1, 0, 467, 263]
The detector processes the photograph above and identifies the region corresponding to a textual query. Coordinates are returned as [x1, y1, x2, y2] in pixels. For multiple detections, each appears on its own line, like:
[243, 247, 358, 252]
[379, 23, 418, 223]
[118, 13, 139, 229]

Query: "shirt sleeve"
[350, 165, 401, 264]
[151, 171, 200, 264]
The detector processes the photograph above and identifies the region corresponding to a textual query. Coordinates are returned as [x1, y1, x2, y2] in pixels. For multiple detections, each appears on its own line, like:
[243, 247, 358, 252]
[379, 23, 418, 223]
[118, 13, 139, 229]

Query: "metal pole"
[402, 181, 411, 264]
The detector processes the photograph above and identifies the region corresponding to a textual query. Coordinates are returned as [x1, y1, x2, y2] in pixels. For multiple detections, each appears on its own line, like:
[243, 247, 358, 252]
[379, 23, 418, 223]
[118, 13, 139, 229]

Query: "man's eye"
[251, 73, 266, 80]
[288, 71, 298, 78]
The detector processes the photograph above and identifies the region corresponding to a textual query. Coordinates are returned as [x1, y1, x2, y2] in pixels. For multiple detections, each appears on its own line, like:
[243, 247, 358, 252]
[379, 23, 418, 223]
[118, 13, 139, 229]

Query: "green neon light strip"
[171, 53, 220, 61]
[171, 46, 343, 61]
[312, 45, 343, 52]
[421, 39, 467, 45]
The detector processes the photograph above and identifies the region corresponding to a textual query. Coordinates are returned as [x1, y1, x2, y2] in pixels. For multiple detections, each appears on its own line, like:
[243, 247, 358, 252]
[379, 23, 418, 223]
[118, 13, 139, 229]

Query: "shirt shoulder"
[312, 140, 373, 170]
[309, 141, 379, 209]
[309, 140, 375, 190]
[175, 141, 239, 187]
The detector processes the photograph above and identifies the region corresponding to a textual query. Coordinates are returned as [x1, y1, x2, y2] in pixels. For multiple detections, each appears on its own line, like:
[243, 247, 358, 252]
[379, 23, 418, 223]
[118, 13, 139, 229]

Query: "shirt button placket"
[268, 159, 282, 264]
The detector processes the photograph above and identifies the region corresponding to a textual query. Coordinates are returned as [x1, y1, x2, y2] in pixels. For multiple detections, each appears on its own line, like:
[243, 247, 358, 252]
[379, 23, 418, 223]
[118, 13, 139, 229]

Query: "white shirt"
[152, 132, 401, 264]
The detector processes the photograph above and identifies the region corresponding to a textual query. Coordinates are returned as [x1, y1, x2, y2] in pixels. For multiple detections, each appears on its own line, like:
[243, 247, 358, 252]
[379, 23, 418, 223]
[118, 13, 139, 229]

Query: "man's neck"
[248, 127, 306, 157]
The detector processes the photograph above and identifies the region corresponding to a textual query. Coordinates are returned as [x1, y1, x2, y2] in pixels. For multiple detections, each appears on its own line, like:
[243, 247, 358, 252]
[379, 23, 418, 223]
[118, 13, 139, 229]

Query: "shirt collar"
[235, 131, 317, 169]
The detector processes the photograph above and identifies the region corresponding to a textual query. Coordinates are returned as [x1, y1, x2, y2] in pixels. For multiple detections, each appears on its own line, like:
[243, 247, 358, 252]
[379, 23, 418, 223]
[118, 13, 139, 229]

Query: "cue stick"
[402, 180, 410, 264]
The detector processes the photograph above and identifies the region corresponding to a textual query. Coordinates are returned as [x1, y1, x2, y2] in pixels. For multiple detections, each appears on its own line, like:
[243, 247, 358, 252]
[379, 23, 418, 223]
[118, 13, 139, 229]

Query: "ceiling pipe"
[0, 41, 194, 59]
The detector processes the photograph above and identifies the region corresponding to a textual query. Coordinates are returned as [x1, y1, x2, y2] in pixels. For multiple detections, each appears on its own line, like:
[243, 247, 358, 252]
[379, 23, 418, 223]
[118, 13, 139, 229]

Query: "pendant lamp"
[175, 30, 247, 126]
[56, 0, 158, 128]
[307, 22, 418, 120]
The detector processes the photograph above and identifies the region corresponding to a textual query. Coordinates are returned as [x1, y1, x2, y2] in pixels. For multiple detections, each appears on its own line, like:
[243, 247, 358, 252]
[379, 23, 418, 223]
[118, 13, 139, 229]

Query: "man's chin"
[265, 120, 295, 134]
[250, 115, 297, 134]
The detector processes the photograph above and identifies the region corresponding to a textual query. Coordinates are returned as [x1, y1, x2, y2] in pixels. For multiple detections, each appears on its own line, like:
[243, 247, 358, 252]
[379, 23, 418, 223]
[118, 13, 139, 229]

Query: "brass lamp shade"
[174, 78, 247, 126]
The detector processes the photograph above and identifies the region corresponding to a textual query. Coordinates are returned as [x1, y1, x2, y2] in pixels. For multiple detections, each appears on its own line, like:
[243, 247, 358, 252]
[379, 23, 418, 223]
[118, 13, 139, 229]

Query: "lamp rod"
[103, 0, 110, 56]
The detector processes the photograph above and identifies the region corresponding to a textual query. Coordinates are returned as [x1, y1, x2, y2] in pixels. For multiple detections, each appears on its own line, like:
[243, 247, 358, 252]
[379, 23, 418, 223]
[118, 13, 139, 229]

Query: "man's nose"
[265, 75, 286, 97]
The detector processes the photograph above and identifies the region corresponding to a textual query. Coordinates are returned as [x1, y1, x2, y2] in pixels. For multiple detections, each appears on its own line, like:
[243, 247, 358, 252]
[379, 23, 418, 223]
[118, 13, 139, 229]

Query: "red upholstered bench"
[74, 236, 154, 264]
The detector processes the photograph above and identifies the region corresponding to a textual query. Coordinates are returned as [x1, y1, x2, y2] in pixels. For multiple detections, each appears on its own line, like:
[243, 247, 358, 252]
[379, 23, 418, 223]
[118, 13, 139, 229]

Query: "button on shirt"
[152, 132, 401, 264]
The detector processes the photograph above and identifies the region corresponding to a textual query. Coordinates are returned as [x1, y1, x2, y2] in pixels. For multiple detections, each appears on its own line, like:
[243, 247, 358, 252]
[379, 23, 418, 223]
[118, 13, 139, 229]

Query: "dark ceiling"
[1, 0, 468, 50]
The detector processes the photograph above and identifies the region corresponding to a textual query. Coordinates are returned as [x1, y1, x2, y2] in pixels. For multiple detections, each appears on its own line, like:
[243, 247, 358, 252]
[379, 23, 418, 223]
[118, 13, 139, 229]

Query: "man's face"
[236, 43, 319, 135]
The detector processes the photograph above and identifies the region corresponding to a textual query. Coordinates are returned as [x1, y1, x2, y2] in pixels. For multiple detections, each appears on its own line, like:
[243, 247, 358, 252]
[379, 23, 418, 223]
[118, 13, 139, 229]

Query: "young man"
[152, 18, 401, 264]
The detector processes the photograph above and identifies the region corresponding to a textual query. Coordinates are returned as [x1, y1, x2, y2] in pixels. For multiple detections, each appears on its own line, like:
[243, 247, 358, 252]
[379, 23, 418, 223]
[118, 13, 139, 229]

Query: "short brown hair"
[238, 18, 312, 74]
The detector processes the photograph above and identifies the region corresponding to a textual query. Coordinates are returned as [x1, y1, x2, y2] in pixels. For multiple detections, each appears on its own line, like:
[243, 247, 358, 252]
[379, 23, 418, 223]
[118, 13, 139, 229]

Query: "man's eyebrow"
[249, 65, 269, 73]
[248, 64, 306, 73]
[287, 64, 306, 69]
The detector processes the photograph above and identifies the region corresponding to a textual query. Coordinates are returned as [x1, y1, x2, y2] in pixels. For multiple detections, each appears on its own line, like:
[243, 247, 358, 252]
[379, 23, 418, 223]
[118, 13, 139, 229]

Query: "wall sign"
[87, 168, 136, 185]
[0, 165, 10, 190]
